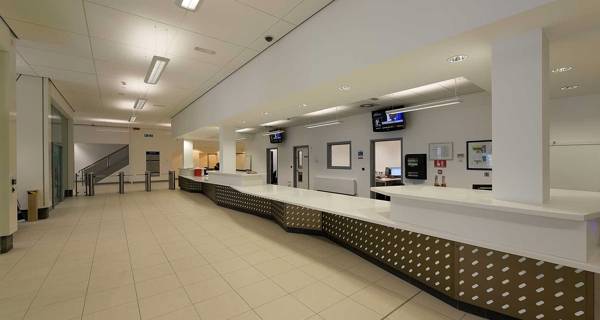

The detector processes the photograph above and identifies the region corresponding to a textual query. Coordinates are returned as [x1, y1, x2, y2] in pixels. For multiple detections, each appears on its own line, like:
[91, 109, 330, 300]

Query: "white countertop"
[371, 185, 600, 221]
[233, 184, 393, 225]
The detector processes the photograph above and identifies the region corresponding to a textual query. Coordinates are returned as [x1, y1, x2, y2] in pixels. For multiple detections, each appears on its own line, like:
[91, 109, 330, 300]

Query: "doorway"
[370, 138, 403, 199]
[293, 146, 309, 189]
[51, 143, 63, 207]
[266, 148, 278, 184]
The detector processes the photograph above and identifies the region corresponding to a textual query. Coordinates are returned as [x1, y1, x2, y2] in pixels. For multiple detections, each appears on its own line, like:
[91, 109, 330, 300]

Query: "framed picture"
[466, 140, 492, 170]
[429, 142, 453, 160]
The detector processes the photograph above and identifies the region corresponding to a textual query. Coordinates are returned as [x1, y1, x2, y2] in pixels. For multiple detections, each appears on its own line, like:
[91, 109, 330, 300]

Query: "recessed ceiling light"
[560, 85, 580, 91]
[260, 120, 289, 127]
[447, 55, 468, 63]
[263, 112, 269, 115]
[360, 103, 376, 108]
[305, 120, 342, 129]
[120, 81, 127, 86]
[144, 56, 170, 85]
[338, 84, 351, 91]
[176, 0, 202, 11]
[133, 98, 147, 110]
[128, 115, 137, 123]
[299, 103, 308, 108]
[194, 46, 216, 55]
[552, 66, 573, 73]
[241, 120, 246, 124]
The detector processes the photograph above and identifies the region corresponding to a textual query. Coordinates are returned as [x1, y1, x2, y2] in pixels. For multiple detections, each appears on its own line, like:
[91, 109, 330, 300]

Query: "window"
[327, 141, 351, 169]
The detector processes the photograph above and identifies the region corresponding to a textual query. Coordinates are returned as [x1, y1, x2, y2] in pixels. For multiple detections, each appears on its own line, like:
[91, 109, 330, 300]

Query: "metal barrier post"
[145, 171, 151, 192]
[87, 173, 95, 196]
[118, 172, 125, 194]
[168, 171, 176, 190]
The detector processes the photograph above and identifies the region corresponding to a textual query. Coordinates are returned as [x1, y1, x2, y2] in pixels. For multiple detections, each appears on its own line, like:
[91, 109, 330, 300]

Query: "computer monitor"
[389, 167, 402, 177]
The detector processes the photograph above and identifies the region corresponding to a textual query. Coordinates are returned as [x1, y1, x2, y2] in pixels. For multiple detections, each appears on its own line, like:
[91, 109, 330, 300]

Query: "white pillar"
[492, 28, 549, 204]
[182, 140, 194, 168]
[0, 40, 17, 253]
[219, 126, 236, 174]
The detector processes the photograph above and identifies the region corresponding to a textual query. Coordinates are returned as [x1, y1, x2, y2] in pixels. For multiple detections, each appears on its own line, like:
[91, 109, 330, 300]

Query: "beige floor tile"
[84, 284, 137, 314]
[235, 279, 287, 307]
[175, 264, 219, 285]
[0, 292, 36, 319]
[292, 282, 345, 313]
[412, 292, 465, 320]
[387, 301, 454, 320]
[133, 262, 174, 283]
[320, 271, 369, 296]
[139, 288, 191, 320]
[184, 276, 233, 303]
[254, 295, 315, 320]
[374, 273, 421, 298]
[318, 298, 380, 320]
[222, 267, 267, 289]
[25, 296, 85, 320]
[82, 301, 140, 320]
[350, 284, 407, 315]
[229, 310, 262, 320]
[240, 250, 277, 265]
[88, 269, 134, 294]
[193, 291, 250, 320]
[30, 279, 88, 309]
[254, 258, 296, 277]
[300, 262, 341, 280]
[211, 257, 251, 275]
[151, 305, 199, 320]
[347, 261, 390, 282]
[462, 314, 488, 320]
[169, 255, 209, 273]
[271, 269, 317, 293]
[136, 274, 182, 298]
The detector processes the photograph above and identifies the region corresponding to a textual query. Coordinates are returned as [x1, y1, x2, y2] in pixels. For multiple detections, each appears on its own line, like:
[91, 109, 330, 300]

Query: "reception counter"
[178, 175, 598, 320]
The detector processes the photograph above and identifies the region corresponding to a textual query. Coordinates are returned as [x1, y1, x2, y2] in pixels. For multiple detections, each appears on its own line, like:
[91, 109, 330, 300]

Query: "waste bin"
[27, 190, 38, 222]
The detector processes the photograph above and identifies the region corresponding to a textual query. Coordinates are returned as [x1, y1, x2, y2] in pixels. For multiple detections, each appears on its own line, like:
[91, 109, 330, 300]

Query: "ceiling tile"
[181, 0, 278, 47]
[236, 0, 303, 19]
[248, 20, 295, 52]
[18, 46, 96, 74]
[169, 29, 245, 67]
[283, 0, 332, 25]
[86, 0, 188, 27]
[16, 53, 37, 76]
[32, 66, 98, 87]
[8, 19, 92, 58]
[160, 59, 220, 90]
[86, 2, 180, 53]
[0, 0, 88, 35]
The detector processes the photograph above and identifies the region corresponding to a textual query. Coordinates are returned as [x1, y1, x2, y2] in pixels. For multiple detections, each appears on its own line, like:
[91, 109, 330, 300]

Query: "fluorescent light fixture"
[447, 55, 468, 63]
[144, 56, 170, 85]
[304, 106, 348, 117]
[305, 120, 342, 129]
[560, 85, 580, 91]
[129, 115, 137, 123]
[263, 130, 285, 136]
[552, 66, 573, 73]
[176, 0, 201, 11]
[134, 98, 147, 110]
[236, 128, 254, 133]
[386, 98, 462, 115]
[260, 119, 289, 127]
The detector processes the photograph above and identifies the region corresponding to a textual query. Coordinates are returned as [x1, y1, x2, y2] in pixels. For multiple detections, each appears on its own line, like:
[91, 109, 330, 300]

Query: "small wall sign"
[434, 160, 447, 168]
[144, 133, 154, 138]
[357, 150, 364, 160]
[404, 154, 427, 180]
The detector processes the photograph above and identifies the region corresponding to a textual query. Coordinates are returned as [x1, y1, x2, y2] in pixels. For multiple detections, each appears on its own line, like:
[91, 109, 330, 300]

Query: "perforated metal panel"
[322, 213, 455, 296]
[457, 243, 594, 320]
[202, 183, 217, 202]
[272, 201, 322, 231]
[215, 185, 272, 218]
[178, 176, 202, 193]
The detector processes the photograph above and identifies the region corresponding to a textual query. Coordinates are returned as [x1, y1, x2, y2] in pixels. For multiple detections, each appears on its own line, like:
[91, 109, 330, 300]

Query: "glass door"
[52, 143, 63, 206]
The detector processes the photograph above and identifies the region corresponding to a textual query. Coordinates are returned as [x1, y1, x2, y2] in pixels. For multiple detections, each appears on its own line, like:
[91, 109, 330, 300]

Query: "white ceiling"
[3, 0, 333, 126]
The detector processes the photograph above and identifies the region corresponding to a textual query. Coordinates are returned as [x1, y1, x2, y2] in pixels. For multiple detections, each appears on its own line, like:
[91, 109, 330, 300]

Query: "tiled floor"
[0, 188, 486, 320]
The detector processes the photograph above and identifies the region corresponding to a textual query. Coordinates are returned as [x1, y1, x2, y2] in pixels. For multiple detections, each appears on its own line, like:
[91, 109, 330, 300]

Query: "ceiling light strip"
[386, 98, 462, 115]
[144, 56, 170, 85]
[263, 130, 285, 136]
[129, 115, 137, 123]
[134, 98, 147, 110]
[305, 120, 342, 129]
[176, 0, 201, 11]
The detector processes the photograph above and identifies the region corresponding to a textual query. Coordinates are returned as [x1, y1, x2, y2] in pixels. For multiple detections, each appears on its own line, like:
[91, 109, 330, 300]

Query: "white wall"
[375, 140, 402, 173]
[549, 94, 600, 192]
[247, 92, 493, 197]
[74, 143, 127, 173]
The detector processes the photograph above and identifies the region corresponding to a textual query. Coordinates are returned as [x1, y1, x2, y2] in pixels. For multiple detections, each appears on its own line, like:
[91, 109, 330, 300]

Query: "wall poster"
[466, 140, 492, 170]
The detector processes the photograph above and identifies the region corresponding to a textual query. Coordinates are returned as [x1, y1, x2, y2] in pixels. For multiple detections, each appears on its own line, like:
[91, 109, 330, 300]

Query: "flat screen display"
[270, 132, 284, 143]
[372, 107, 406, 132]
[389, 167, 402, 177]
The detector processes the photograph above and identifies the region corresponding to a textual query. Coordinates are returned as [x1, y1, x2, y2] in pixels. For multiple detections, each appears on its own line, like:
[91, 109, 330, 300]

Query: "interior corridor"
[0, 189, 483, 320]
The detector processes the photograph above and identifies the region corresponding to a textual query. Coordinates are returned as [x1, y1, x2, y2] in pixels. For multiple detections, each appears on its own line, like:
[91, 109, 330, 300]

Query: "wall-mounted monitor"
[372, 107, 406, 132]
[269, 131, 285, 144]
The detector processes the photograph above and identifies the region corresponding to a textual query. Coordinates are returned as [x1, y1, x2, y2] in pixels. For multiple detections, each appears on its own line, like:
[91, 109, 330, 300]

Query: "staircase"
[79, 145, 129, 184]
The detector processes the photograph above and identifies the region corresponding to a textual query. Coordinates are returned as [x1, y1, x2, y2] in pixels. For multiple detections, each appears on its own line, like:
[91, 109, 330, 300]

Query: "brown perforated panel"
[457, 243, 594, 320]
[215, 185, 272, 218]
[272, 201, 322, 231]
[322, 213, 455, 296]
[178, 176, 202, 193]
[202, 183, 217, 202]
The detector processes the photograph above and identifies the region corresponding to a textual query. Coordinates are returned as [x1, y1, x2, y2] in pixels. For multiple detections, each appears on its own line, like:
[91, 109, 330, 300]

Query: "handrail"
[80, 145, 128, 173]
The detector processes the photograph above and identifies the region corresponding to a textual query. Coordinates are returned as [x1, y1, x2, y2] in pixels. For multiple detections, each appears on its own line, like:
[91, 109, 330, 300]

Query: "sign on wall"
[405, 154, 427, 180]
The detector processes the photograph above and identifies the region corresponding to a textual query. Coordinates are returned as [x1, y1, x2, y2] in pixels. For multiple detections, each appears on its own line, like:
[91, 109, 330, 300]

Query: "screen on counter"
[390, 167, 402, 177]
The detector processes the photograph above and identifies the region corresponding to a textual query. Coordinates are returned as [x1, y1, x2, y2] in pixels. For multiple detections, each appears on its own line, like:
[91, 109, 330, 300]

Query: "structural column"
[0, 33, 17, 253]
[182, 139, 194, 168]
[492, 28, 549, 204]
[219, 126, 236, 174]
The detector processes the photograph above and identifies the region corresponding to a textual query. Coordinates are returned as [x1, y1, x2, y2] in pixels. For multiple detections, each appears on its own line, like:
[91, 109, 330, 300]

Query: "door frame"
[370, 137, 403, 199]
[266, 147, 278, 184]
[293, 145, 310, 188]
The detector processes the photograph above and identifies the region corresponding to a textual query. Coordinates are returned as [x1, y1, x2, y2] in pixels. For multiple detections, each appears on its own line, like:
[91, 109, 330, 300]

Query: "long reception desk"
[179, 175, 599, 320]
